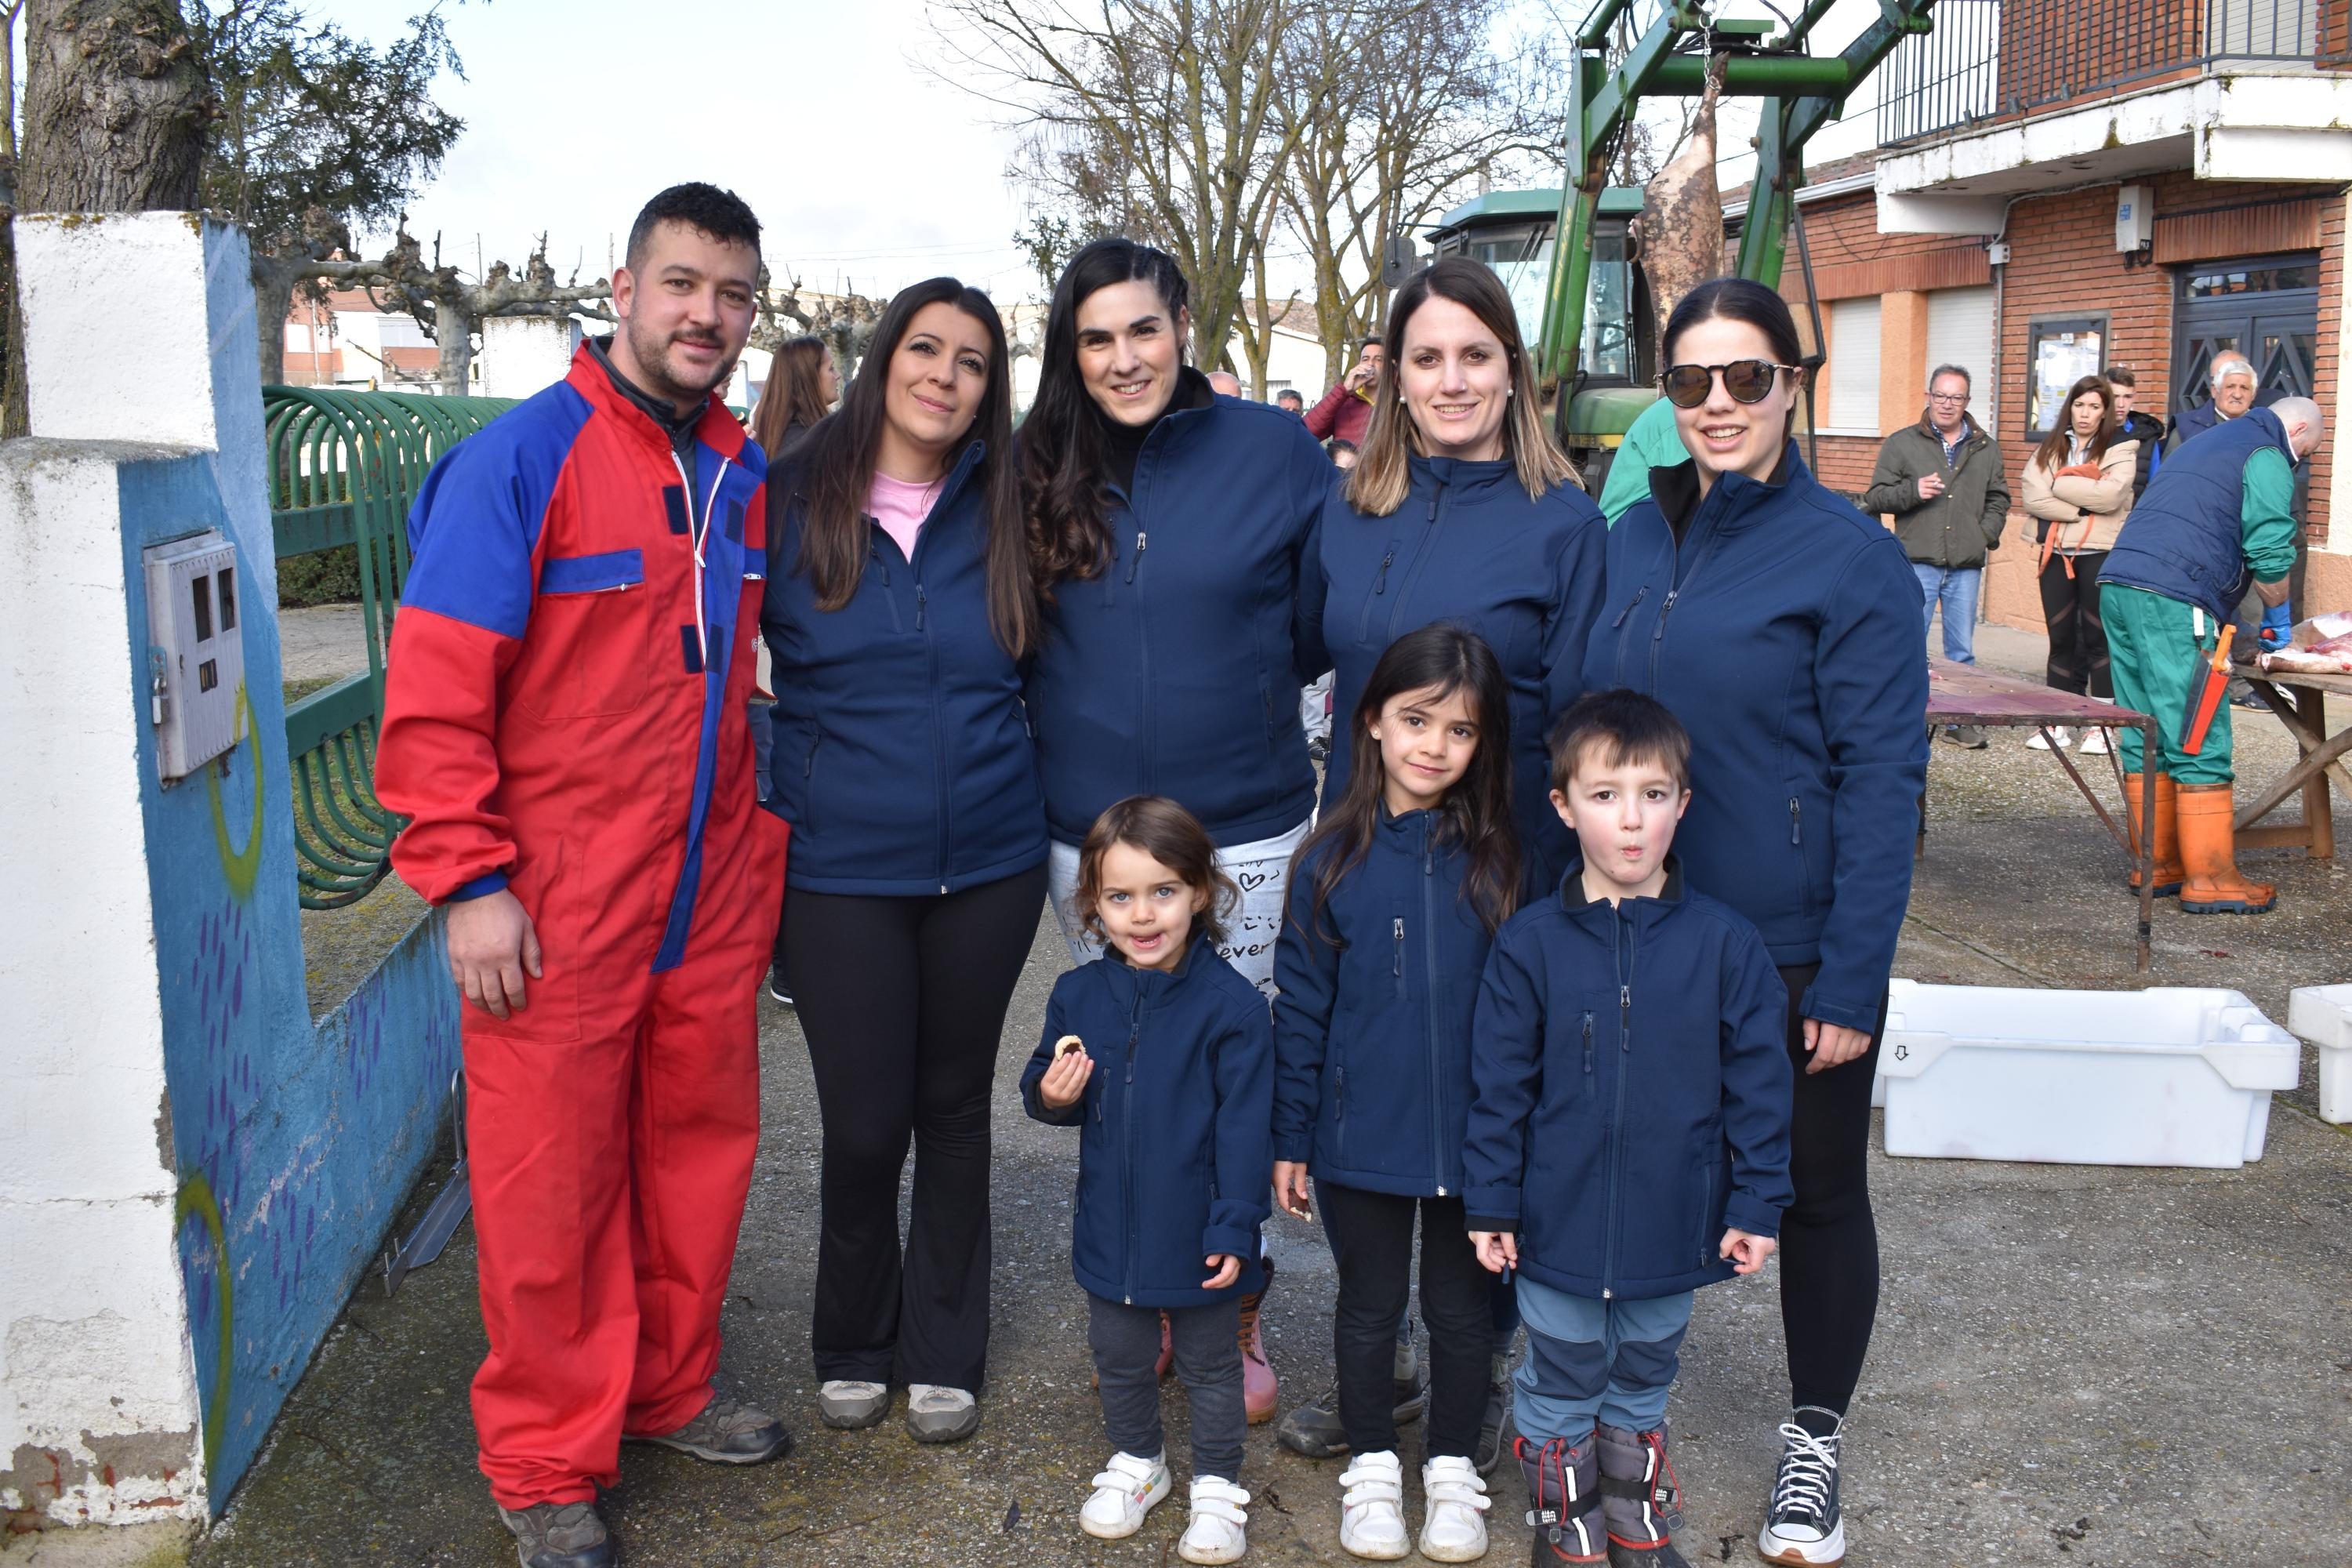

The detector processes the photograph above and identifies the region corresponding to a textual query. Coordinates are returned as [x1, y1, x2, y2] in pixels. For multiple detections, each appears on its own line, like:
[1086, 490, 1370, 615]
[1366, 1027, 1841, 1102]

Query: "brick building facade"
[1763, 0, 2351, 629]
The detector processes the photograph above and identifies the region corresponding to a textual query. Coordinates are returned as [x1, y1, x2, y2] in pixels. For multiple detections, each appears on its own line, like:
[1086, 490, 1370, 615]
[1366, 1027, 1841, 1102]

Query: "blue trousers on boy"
[1512, 1274, 1693, 1439]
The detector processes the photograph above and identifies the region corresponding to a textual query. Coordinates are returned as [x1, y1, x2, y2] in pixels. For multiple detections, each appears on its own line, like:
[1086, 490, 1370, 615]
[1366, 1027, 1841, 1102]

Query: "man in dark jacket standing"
[2166, 352, 2256, 455]
[1861, 365, 2009, 746]
[2104, 365, 2167, 502]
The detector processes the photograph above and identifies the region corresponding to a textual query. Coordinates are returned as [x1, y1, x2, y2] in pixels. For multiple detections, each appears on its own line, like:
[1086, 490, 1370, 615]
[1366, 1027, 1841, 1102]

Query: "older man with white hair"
[2167, 351, 2257, 454]
[2099, 395, 2323, 915]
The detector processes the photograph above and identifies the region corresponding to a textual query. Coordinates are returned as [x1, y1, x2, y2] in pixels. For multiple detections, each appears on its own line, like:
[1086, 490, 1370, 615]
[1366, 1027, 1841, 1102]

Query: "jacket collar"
[1914, 409, 1984, 448]
[1407, 450, 1519, 502]
[1649, 441, 1808, 537]
[1092, 931, 1221, 1004]
[1555, 853, 1686, 930]
[569, 338, 746, 467]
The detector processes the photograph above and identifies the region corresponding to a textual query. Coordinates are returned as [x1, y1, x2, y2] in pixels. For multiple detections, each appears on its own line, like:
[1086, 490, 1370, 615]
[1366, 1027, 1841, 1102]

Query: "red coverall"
[376, 343, 785, 1508]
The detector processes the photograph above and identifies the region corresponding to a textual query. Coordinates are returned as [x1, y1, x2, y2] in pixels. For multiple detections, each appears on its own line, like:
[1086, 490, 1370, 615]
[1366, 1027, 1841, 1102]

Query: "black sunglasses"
[1660, 360, 1803, 408]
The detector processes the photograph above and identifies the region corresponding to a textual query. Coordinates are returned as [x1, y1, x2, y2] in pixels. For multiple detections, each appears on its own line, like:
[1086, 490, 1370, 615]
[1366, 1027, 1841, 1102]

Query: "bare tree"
[930, 0, 1334, 368]
[1272, 0, 1558, 384]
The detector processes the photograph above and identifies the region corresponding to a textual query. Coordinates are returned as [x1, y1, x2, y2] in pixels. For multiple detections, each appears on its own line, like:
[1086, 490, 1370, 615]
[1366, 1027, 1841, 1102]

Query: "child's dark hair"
[1292, 624, 1521, 941]
[1074, 796, 1238, 949]
[1548, 689, 1693, 794]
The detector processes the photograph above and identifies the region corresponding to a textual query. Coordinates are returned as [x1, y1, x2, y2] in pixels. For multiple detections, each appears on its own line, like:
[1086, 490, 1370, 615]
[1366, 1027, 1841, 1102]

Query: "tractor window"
[1581, 232, 1635, 382]
[1468, 229, 1555, 349]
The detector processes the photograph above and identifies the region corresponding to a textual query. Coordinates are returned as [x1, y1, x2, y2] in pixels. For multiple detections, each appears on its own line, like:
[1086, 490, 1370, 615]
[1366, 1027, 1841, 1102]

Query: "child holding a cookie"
[1020, 795, 1274, 1565]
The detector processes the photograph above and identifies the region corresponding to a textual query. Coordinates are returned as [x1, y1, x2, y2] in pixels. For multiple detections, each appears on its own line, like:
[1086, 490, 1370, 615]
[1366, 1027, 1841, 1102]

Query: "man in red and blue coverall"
[377, 184, 789, 1568]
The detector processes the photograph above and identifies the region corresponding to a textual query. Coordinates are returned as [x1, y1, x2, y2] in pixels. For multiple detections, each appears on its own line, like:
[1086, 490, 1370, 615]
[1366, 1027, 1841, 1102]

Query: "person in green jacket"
[1595, 394, 1690, 524]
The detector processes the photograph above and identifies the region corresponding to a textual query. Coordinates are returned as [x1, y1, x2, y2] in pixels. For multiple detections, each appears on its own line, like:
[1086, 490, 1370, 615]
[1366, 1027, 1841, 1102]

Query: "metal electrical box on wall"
[143, 530, 246, 784]
[2116, 185, 2153, 252]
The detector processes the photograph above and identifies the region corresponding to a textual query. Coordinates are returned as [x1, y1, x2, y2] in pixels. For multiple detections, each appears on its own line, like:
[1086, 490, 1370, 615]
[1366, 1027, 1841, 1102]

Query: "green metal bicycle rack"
[264, 387, 517, 909]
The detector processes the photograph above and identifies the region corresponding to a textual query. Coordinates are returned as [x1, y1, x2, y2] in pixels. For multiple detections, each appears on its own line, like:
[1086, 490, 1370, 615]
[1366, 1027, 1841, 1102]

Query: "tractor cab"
[1428, 187, 1656, 485]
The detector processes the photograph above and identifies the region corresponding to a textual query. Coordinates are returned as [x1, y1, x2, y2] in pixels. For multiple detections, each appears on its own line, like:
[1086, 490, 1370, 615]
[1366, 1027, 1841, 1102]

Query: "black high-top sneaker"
[1595, 1421, 1690, 1566]
[1755, 1406, 1845, 1566]
[1517, 1433, 1606, 1565]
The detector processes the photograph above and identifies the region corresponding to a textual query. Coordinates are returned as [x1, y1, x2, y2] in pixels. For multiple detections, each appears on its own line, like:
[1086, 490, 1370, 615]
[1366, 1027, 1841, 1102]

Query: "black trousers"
[782, 863, 1048, 1390]
[1319, 1181, 1490, 1461]
[1777, 962, 1888, 1417]
[2038, 550, 2111, 699]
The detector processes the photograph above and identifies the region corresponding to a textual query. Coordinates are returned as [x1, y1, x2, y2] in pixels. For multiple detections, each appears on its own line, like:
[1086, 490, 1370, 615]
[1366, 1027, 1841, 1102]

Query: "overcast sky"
[311, 0, 1888, 304]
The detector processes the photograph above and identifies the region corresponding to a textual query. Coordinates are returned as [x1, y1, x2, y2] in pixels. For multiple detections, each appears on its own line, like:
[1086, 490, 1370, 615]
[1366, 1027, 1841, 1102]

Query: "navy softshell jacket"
[1301, 454, 1607, 885]
[1021, 938, 1276, 1309]
[1025, 395, 1334, 847]
[1583, 448, 1928, 1033]
[760, 443, 1048, 895]
[1270, 809, 1497, 1197]
[1462, 860, 1793, 1301]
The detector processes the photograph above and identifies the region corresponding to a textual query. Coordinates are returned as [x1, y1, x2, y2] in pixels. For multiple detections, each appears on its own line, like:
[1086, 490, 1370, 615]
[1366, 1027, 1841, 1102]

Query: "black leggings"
[782, 863, 1047, 1391]
[2038, 550, 2111, 699]
[1777, 962, 1887, 1417]
[1318, 1182, 1491, 1460]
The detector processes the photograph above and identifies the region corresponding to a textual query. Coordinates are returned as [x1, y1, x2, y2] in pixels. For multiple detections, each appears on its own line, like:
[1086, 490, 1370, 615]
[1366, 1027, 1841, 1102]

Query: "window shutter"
[1827, 297, 1882, 432]
[1926, 285, 1998, 428]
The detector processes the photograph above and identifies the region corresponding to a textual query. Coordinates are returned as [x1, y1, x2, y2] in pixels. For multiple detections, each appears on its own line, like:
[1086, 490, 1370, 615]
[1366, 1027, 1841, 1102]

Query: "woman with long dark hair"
[2020, 374, 2138, 753]
[1584, 278, 1928, 1568]
[760, 278, 1044, 1445]
[750, 333, 837, 459]
[1020, 236, 1333, 1425]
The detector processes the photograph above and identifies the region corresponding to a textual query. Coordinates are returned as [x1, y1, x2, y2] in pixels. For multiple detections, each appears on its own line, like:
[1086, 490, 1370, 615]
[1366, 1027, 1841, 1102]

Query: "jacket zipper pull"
[869, 540, 890, 585]
[1610, 586, 1649, 630]
[804, 732, 820, 777]
[1392, 918, 1404, 977]
[1373, 549, 1394, 594]
[1788, 797, 1801, 844]
[1582, 1011, 1595, 1075]
[1620, 984, 1632, 1051]
[1124, 531, 1148, 584]
[1125, 1025, 1139, 1084]
[916, 584, 927, 631]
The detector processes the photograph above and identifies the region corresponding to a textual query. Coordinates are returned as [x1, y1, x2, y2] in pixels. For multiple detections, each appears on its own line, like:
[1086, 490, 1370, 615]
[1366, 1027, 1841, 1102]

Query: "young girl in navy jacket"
[1022, 796, 1274, 1565]
[1272, 624, 1524, 1563]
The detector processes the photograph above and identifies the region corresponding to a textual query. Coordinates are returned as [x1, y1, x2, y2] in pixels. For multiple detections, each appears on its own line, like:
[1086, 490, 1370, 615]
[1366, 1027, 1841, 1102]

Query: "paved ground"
[37, 622, 2352, 1568]
[278, 605, 372, 688]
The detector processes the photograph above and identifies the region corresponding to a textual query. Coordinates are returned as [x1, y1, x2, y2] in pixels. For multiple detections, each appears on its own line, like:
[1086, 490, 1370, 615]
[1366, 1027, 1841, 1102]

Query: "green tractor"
[1425, 0, 1940, 495]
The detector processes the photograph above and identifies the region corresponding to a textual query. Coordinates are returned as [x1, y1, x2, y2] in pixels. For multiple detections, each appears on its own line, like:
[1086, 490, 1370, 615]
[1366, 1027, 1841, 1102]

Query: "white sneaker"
[2078, 726, 2112, 755]
[1417, 1455, 1491, 1561]
[1080, 1450, 1171, 1539]
[1337, 1450, 1409, 1559]
[1178, 1476, 1251, 1564]
[815, 1379, 889, 1428]
[903, 1382, 979, 1443]
[2025, 726, 2073, 750]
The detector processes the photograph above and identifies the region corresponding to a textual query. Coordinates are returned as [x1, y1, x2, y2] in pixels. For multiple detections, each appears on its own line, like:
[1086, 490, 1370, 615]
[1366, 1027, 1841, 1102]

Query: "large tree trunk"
[19, 0, 207, 212]
[250, 253, 294, 386]
[434, 297, 473, 394]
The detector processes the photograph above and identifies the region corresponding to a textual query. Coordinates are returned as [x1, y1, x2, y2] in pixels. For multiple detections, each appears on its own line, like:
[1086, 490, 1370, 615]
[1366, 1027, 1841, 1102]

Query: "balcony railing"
[1877, 0, 2338, 147]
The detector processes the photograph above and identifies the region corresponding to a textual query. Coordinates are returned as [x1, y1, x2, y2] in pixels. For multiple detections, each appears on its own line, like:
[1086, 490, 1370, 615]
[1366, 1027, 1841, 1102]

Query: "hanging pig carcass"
[1639, 53, 1728, 329]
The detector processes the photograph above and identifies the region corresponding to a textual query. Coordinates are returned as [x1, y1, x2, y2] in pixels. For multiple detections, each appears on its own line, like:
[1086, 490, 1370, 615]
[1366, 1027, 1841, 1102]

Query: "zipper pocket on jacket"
[1357, 549, 1397, 640]
[869, 543, 903, 632]
[1610, 586, 1650, 630]
[1392, 917, 1406, 1000]
[800, 731, 823, 836]
[1582, 1011, 1595, 1078]
[1788, 797, 1801, 845]
[1697, 1156, 1720, 1265]
[1611, 585, 1650, 680]
[1124, 530, 1149, 585]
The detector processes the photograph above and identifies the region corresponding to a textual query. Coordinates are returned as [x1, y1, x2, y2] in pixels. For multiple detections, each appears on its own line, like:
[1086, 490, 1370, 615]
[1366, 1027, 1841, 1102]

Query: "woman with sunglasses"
[1583, 278, 1927, 1568]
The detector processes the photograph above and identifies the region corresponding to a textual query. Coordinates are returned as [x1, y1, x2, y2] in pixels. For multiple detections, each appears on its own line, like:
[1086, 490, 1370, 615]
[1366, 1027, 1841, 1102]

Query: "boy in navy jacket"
[1465, 691, 1792, 1568]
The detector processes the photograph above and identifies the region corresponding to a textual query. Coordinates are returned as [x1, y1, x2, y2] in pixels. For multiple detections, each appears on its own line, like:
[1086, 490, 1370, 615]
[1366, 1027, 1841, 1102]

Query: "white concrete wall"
[0, 213, 238, 1525]
[478, 315, 582, 401]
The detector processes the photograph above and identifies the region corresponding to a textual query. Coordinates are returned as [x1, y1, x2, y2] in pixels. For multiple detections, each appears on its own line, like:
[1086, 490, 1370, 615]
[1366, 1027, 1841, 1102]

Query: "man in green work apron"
[2098, 396, 2323, 913]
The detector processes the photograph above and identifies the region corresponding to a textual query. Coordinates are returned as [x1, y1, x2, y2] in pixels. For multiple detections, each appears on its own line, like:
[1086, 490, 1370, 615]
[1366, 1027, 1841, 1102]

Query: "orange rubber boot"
[2123, 772, 2183, 896]
[1239, 1254, 1278, 1424]
[2175, 783, 2275, 913]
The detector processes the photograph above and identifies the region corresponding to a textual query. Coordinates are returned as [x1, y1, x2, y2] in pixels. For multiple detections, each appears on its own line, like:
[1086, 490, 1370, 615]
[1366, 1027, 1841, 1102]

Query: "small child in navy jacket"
[1022, 796, 1273, 1565]
[1465, 691, 1794, 1568]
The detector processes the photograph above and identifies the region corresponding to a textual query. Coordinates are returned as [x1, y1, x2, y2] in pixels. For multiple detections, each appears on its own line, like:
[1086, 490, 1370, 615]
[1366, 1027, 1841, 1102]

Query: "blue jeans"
[1913, 563, 1980, 665]
[1513, 1275, 1694, 1439]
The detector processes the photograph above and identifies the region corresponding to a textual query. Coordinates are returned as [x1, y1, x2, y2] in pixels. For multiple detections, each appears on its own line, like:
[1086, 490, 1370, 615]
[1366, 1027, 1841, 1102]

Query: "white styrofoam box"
[1879, 981, 2298, 1168]
[2285, 985, 2352, 1125]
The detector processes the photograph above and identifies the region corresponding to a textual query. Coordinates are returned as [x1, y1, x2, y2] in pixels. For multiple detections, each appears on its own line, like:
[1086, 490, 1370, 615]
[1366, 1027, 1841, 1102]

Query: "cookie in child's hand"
[1055, 1034, 1086, 1060]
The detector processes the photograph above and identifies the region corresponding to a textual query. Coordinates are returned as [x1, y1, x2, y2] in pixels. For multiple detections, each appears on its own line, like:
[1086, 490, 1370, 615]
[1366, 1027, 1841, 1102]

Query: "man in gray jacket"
[1863, 365, 2010, 746]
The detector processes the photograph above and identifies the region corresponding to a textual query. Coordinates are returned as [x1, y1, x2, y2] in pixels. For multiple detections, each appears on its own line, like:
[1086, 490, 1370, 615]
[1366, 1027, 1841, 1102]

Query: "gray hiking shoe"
[818, 1378, 892, 1428]
[1474, 1349, 1514, 1476]
[497, 1501, 614, 1568]
[906, 1382, 980, 1443]
[625, 1391, 791, 1465]
[1275, 1337, 1427, 1459]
